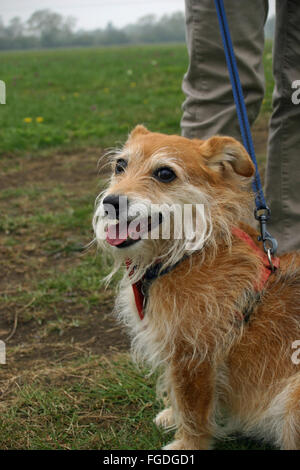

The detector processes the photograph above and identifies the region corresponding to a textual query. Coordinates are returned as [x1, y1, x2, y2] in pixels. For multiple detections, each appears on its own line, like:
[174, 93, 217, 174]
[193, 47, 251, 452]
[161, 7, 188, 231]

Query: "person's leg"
[265, 0, 300, 253]
[181, 0, 268, 141]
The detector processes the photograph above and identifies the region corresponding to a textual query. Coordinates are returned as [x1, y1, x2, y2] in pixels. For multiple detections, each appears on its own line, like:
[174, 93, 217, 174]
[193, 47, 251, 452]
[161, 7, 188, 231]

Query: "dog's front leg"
[163, 360, 216, 450]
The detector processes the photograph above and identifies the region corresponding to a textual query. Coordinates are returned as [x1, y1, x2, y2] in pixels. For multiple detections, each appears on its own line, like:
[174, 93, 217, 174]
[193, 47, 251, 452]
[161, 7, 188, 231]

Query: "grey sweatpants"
[181, 0, 300, 253]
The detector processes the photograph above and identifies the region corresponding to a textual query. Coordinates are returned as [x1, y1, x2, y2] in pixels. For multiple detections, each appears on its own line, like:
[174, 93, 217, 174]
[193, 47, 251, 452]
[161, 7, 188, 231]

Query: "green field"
[0, 44, 188, 154]
[0, 42, 273, 154]
[0, 43, 274, 450]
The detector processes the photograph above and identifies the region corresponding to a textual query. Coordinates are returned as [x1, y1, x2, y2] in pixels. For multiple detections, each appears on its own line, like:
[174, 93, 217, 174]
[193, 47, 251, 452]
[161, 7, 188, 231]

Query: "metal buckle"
[267, 248, 276, 273]
[254, 207, 278, 265]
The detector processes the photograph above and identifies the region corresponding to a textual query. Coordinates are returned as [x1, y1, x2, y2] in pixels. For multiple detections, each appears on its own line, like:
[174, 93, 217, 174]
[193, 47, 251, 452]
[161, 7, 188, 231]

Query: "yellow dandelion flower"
[103, 88, 110, 94]
[36, 117, 44, 123]
[23, 117, 32, 123]
[130, 82, 136, 88]
[73, 92, 79, 97]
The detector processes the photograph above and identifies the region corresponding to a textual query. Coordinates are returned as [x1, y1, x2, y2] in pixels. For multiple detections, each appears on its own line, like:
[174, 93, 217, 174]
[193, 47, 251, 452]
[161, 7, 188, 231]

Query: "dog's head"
[93, 125, 254, 276]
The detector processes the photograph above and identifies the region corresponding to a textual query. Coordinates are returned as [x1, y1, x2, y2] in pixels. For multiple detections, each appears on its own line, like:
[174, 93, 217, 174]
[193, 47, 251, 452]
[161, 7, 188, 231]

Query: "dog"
[93, 125, 300, 450]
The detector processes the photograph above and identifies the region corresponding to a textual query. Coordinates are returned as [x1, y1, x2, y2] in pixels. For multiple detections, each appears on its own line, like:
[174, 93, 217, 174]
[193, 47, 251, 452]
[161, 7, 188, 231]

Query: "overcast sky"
[1, 0, 276, 30]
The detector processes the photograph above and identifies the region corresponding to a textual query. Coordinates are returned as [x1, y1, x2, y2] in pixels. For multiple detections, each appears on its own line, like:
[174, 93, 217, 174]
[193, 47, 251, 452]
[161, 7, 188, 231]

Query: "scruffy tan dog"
[93, 125, 300, 450]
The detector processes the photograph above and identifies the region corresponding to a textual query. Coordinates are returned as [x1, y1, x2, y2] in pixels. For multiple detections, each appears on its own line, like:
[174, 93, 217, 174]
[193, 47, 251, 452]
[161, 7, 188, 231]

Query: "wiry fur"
[93, 125, 300, 450]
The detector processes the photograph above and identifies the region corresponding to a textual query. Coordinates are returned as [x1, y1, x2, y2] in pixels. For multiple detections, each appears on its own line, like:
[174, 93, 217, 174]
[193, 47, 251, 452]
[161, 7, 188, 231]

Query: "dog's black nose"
[103, 194, 127, 219]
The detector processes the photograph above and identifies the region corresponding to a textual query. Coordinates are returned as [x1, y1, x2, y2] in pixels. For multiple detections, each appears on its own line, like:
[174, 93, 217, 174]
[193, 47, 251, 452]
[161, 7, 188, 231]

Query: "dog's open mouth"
[106, 214, 162, 248]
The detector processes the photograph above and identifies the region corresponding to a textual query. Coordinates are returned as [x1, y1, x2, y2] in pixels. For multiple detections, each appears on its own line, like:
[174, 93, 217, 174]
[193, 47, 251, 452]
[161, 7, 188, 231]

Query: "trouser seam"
[191, 0, 207, 92]
[280, 0, 292, 247]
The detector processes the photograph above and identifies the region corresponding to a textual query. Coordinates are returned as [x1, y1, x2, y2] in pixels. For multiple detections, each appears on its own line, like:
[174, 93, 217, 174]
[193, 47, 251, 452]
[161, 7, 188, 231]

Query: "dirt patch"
[0, 146, 130, 384]
[0, 147, 108, 190]
[2, 298, 129, 363]
[252, 118, 269, 155]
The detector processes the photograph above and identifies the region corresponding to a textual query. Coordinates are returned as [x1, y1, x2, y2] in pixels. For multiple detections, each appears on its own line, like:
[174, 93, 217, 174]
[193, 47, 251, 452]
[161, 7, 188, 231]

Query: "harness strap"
[127, 228, 280, 321]
[126, 257, 188, 320]
[232, 227, 280, 292]
[125, 260, 144, 320]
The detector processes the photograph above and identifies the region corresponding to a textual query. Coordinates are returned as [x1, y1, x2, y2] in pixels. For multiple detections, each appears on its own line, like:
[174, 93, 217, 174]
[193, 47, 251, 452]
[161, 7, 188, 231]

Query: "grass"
[0, 353, 272, 450]
[0, 41, 273, 154]
[0, 354, 165, 450]
[0, 41, 275, 450]
[0, 44, 187, 153]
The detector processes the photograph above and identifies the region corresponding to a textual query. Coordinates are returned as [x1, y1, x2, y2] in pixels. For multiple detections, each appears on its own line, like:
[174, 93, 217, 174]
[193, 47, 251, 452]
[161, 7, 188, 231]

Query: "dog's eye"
[153, 167, 176, 183]
[115, 159, 127, 174]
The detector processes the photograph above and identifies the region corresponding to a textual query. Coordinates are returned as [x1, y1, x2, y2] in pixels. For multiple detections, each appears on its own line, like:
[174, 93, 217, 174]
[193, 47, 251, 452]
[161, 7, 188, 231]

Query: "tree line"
[0, 9, 275, 51]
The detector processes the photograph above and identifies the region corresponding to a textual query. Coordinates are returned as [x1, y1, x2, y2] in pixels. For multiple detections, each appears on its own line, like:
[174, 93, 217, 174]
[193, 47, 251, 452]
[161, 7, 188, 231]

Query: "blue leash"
[214, 0, 277, 256]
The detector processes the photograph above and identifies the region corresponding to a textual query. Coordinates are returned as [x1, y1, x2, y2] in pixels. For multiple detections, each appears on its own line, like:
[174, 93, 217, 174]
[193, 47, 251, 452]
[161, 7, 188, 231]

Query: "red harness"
[126, 259, 145, 320]
[231, 227, 280, 291]
[126, 228, 280, 321]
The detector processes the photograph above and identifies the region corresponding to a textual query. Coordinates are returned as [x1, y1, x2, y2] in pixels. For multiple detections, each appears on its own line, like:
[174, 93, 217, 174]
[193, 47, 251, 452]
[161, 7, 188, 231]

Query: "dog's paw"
[163, 436, 212, 450]
[154, 407, 174, 429]
[162, 439, 190, 450]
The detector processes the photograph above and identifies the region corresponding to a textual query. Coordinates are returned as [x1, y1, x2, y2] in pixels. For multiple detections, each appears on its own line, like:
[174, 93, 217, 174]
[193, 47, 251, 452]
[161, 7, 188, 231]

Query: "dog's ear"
[129, 124, 150, 139]
[200, 136, 255, 177]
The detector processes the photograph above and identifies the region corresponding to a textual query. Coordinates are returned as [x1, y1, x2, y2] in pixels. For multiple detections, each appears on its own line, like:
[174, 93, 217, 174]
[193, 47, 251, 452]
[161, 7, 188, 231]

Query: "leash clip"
[254, 207, 278, 259]
[267, 248, 276, 273]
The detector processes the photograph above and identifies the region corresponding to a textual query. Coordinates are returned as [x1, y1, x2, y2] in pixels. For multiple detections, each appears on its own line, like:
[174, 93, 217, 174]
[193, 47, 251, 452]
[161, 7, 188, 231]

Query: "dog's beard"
[93, 186, 215, 283]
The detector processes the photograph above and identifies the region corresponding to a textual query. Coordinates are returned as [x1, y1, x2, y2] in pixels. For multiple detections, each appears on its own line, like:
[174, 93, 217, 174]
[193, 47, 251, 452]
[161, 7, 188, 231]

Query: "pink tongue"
[106, 223, 129, 246]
